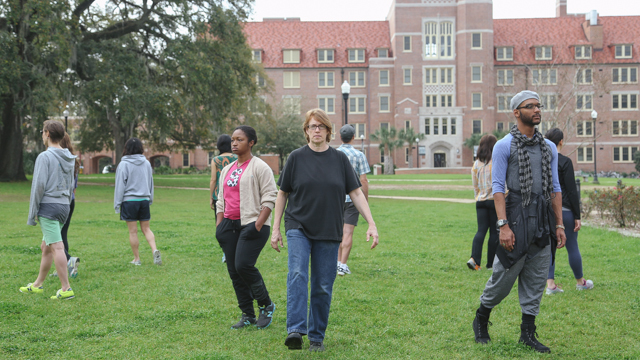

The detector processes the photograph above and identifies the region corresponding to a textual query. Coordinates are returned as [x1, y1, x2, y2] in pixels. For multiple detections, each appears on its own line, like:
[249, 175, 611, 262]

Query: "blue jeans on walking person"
[548, 210, 583, 280]
[286, 229, 340, 343]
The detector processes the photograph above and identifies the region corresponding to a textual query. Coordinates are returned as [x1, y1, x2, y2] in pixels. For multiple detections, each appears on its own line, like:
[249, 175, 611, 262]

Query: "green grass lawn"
[1, 177, 639, 359]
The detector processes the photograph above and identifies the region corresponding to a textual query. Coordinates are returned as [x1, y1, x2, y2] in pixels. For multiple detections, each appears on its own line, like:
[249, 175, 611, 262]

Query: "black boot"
[472, 309, 492, 344]
[519, 323, 550, 353]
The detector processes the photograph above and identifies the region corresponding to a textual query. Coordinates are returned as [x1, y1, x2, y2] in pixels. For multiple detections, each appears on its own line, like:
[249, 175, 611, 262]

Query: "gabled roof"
[494, 16, 640, 65]
[243, 20, 391, 68]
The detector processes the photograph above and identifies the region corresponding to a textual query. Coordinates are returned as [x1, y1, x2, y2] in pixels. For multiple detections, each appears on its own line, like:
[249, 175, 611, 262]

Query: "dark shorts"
[343, 202, 360, 226]
[120, 200, 151, 222]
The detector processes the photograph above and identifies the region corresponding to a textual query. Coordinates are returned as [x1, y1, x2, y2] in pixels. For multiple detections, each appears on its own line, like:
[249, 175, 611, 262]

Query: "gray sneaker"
[68, 257, 80, 279]
[130, 259, 142, 266]
[153, 250, 162, 265]
[576, 279, 594, 290]
[309, 341, 325, 352]
[231, 314, 256, 329]
[256, 302, 275, 329]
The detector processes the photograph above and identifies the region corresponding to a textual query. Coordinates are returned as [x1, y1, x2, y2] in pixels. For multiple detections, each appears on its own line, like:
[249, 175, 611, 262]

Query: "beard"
[520, 111, 542, 127]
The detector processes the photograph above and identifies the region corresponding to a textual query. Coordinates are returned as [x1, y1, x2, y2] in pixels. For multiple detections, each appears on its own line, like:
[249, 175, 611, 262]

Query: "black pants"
[216, 218, 271, 318]
[471, 200, 498, 268]
[61, 199, 75, 261]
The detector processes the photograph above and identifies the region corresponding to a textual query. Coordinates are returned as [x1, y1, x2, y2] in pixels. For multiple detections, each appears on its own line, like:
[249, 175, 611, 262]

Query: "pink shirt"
[223, 159, 251, 220]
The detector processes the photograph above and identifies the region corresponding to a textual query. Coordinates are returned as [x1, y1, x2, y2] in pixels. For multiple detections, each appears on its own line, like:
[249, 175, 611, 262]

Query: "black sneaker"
[519, 323, 550, 353]
[285, 332, 303, 350]
[309, 341, 325, 352]
[472, 310, 492, 344]
[256, 302, 275, 329]
[230, 314, 256, 329]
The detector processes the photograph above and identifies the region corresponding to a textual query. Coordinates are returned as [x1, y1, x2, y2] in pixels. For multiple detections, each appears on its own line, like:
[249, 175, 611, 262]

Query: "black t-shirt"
[277, 145, 361, 241]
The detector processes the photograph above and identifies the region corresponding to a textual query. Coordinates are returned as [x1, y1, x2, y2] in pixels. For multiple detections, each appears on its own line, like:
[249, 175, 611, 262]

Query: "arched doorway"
[92, 156, 113, 174]
[150, 155, 170, 168]
[434, 152, 447, 168]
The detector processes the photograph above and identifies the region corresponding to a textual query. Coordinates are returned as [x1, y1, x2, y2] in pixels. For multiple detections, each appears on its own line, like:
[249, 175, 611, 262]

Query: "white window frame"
[613, 146, 639, 163]
[378, 48, 389, 58]
[440, 94, 453, 108]
[577, 147, 593, 163]
[497, 69, 514, 86]
[349, 71, 366, 87]
[348, 49, 365, 63]
[317, 49, 334, 64]
[576, 68, 593, 85]
[379, 95, 390, 113]
[576, 94, 593, 111]
[496, 47, 513, 61]
[256, 74, 265, 87]
[612, 67, 638, 84]
[283, 49, 300, 64]
[282, 96, 301, 114]
[405, 147, 410, 164]
[354, 123, 367, 139]
[182, 153, 190, 167]
[425, 94, 437, 108]
[612, 93, 639, 111]
[575, 45, 592, 60]
[318, 96, 335, 114]
[318, 71, 335, 88]
[252, 49, 262, 63]
[349, 96, 367, 114]
[576, 120, 593, 137]
[612, 120, 638, 136]
[615, 44, 633, 59]
[379, 70, 390, 87]
[471, 65, 482, 83]
[532, 69, 557, 85]
[403, 36, 412, 52]
[540, 94, 557, 111]
[283, 71, 300, 89]
[472, 93, 482, 110]
[471, 33, 482, 49]
[472, 119, 482, 134]
[423, 20, 455, 60]
[403, 68, 412, 85]
[497, 95, 513, 112]
[535, 46, 553, 60]
[424, 68, 438, 85]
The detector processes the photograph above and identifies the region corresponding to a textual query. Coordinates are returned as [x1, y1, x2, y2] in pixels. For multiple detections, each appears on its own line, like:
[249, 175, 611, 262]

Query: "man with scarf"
[472, 90, 566, 353]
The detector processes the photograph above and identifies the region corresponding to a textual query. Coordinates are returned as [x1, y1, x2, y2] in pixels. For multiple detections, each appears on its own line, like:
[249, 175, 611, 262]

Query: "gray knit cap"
[510, 90, 540, 111]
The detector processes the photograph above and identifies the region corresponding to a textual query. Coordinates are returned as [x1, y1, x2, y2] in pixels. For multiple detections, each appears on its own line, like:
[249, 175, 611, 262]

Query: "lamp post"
[591, 109, 599, 184]
[63, 106, 70, 132]
[360, 134, 365, 152]
[341, 80, 350, 125]
[415, 137, 420, 169]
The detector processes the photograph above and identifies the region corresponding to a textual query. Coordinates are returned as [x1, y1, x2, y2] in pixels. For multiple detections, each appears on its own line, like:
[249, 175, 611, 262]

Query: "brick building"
[244, 0, 640, 174]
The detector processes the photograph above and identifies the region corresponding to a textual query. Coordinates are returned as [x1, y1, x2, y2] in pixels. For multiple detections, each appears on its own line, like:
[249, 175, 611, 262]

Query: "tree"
[463, 133, 484, 150]
[371, 126, 403, 175]
[0, 0, 258, 180]
[398, 127, 425, 169]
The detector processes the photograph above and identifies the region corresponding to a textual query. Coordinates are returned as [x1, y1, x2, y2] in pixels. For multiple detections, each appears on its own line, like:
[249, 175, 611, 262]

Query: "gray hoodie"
[28, 147, 77, 226]
[114, 154, 154, 213]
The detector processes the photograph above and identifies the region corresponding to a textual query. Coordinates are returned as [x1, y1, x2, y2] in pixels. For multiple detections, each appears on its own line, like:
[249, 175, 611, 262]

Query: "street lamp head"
[591, 109, 597, 120]
[341, 80, 351, 95]
[62, 109, 69, 117]
[415, 137, 420, 143]
[360, 134, 365, 140]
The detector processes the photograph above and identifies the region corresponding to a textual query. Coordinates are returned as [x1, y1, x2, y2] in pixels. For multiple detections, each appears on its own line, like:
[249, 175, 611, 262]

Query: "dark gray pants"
[480, 246, 551, 316]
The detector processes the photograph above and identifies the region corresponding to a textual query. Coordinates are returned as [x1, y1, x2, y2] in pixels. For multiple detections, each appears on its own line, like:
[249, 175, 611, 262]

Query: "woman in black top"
[544, 128, 593, 294]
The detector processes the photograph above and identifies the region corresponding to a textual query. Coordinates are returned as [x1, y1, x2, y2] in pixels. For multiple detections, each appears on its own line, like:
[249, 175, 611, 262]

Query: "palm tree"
[371, 126, 403, 174]
[398, 127, 426, 169]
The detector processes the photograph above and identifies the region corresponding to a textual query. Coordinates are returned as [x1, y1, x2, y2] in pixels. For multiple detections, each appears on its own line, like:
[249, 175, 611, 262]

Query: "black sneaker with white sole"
[230, 314, 256, 329]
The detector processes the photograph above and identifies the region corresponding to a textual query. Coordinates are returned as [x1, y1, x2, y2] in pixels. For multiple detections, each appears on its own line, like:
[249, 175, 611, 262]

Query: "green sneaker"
[51, 288, 75, 300]
[19, 283, 43, 294]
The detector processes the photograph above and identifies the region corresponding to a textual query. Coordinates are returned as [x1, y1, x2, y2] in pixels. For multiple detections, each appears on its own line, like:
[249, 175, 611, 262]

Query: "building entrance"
[434, 153, 446, 168]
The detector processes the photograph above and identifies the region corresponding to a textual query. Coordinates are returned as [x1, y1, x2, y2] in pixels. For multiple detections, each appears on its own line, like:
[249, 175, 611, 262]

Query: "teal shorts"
[39, 217, 64, 245]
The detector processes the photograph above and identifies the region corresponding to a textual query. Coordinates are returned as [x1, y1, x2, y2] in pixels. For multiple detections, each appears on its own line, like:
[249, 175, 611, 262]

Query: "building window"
[282, 97, 301, 114]
[318, 71, 334, 88]
[331, 123, 336, 140]
[379, 70, 389, 86]
[535, 46, 552, 60]
[615, 45, 633, 59]
[532, 69, 557, 85]
[349, 96, 366, 114]
[378, 48, 389, 58]
[256, 74, 265, 87]
[497, 69, 514, 86]
[379, 95, 390, 112]
[283, 72, 300, 88]
[348, 49, 365, 63]
[575, 45, 592, 60]
[405, 147, 410, 164]
[349, 71, 366, 87]
[208, 151, 216, 165]
[403, 36, 412, 52]
[471, 65, 482, 83]
[424, 21, 454, 59]
[472, 33, 482, 49]
[354, 123, 366, 139]
[613, 120, 639, 136]
[380, 147, 385, 163]
[576, 121, 593, 137]
[577, 147, 593, 163]
[380, 122, 390, 130]
[432, 118, 439, 135]
[576, 94, 593, 111]
[441, 118, 448, 135]
[612, 93, 638, 110]
[472, 120, 482, 134]
[403, 68, 412, 85]
[440, 95, 453, 108]
[576, 69, 592, 84]
[613, 67, 638, 84]
[496, 47, 513, 61]
[613, 146, 639, 162]
[182, 153, 190, 167]
[472, 93, 482, 109]
[540, 94, 557, 111]
[424, 119, 430, 135]
[440, 68, 453, 84]
[425, 68, 437, 84]
[425, 94, 437, 107]
[496, 122, 504, 132]
[451, 118, 456, 135]
[318, 97, 335, 114]
[317, 49, 334, 63]
[249, 97, 266, 114]
[497, 95, 513, 112]
[252, 50, 262, 62]
[283, 49, 300, 64]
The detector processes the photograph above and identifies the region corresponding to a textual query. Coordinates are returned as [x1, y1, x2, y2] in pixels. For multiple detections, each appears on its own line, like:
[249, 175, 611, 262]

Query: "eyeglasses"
[516, 103, 544, 110]
[307, 124, 327, 131]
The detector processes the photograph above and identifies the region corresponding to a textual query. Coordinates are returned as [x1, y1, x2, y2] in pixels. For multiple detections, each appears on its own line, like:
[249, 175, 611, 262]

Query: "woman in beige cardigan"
[216, 125, 278, 330]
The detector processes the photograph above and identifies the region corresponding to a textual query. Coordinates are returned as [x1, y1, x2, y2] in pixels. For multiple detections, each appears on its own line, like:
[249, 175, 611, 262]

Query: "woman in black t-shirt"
[271, 109, 379, 352]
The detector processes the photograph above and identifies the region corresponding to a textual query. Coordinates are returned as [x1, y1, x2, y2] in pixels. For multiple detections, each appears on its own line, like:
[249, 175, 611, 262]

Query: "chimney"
[556, 0, 567, 17]
[582, 10, 603, 50]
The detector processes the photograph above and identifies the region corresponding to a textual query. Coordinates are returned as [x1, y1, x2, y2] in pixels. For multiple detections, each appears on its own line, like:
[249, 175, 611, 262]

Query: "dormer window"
[496, 47, 513, 61]
[283, 49, 300, 64]
[317, 49, 334, 63]
[348, 49, 365, 63]
[252, 50, 262, 62]
[575, 45, 592, 60]
[615, 44, 633, 59]
[535, 46, 552, 60]
[378, 48, 389, 58]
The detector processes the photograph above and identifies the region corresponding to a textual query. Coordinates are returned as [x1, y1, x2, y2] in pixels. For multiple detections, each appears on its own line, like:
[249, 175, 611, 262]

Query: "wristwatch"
[556, 224, 565, 230]
[496, 219, 509, 228]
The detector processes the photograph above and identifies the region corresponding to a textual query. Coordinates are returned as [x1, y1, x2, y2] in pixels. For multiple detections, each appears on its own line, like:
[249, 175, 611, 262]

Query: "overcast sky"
[250, 0, 640, 22]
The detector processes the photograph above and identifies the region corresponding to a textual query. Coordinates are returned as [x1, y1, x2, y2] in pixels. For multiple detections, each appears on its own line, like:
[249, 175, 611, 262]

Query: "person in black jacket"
[544, 128, 594, 294]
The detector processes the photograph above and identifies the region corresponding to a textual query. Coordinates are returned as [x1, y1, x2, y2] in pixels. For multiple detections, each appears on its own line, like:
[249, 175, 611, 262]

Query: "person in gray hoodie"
[114, 138, 162, 266]
[20, 120, 77, 300]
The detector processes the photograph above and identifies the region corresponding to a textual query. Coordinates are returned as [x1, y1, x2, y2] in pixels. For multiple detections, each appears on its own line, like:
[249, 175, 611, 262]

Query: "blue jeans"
[286, 229, 340, 343]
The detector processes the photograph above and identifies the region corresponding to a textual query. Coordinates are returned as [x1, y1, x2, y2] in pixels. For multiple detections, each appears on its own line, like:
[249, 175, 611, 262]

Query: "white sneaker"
[68, 257, 80, 279]
[545, 285, 564, 295]
[337, 261, 342, 271]
[153, 250, 162, 265]
[130, 259, 141, 266]
[337, 264, 351, 276]
[576, 279, 594, 290]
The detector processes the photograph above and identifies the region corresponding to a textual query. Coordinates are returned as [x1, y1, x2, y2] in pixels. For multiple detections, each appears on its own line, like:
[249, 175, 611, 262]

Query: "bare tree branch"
[73, 0, 96, 18]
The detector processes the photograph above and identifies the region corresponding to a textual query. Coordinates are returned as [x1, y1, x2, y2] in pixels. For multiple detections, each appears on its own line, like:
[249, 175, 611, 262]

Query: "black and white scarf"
[510, 124, 554, 206]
